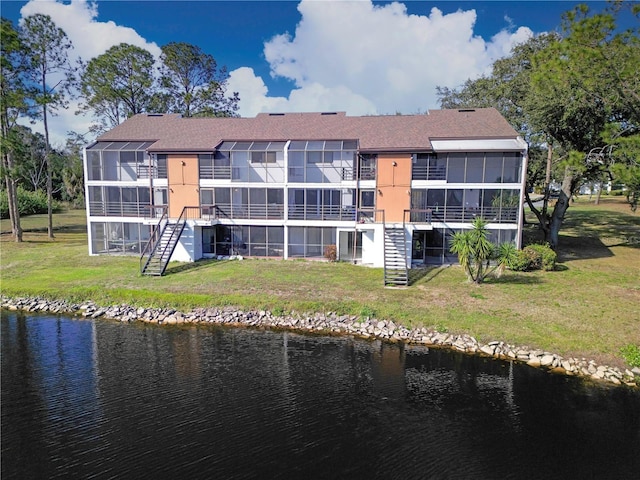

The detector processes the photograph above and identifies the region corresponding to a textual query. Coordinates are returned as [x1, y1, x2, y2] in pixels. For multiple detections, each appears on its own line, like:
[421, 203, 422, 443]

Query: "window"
[200, 187, 283, 219]
[484, 153, 503, 183]
[86, 141, 155, 181]
[288, 226, 336, 258]
[360, 190, 375, 208]
[307, 151, 323, 163]
[287, 188, 354, 220]
[446, 153, 466, 183]
[250, 151, 277, 164]
[90, 221, 150, 255]
[153, 154, 167, 179]
[502, 153, 521, 183]
[287, 140, 356, 183]
[199, 154, 214, 179]
[205, 225, 284, 257]
[213, 141, 284, 182]
[465, 153, 484, 183]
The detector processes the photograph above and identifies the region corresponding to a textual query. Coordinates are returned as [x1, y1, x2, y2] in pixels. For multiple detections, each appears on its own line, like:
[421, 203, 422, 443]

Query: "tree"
[9, 125, 46, 191]
[79, 43, 156, 133]
[528, 3, 640, 247]
[438, 4, 639, 249]
[1, 17, 34, 242]
[20, 14, 75, 239]
[60, 132, 86, 207]
[450, 217, 516, 284]
[158, 42, 239, 117]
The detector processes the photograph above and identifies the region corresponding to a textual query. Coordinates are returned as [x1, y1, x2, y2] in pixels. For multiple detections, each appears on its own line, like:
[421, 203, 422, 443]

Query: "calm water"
[2, 311, 639, 479]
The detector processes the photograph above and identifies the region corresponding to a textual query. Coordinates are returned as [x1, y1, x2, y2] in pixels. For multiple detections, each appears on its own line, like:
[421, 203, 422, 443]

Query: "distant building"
[84, 108, 527, 285]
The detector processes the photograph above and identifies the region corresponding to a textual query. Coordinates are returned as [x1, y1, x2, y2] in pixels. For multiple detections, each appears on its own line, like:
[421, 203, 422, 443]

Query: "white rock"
[540, 355, 555, 367]
[480, 345, 495, 356]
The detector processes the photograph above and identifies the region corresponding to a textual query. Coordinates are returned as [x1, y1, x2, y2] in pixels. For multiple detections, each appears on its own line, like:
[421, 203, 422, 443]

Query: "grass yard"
[1, 196, 639, 368]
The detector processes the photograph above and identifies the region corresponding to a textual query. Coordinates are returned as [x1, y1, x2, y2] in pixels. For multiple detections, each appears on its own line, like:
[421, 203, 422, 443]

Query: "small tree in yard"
[450, 217, 516, 284]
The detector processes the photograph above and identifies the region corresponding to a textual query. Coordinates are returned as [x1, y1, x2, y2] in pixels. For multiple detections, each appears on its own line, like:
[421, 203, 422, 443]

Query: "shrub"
[621, 344, 640, 368]
[508, 243, 557, 272]
[323, 244, 337, 262]
[0, 187, 55, 219]
[526, 243, 557, 271]
[508, 249, 534, 271]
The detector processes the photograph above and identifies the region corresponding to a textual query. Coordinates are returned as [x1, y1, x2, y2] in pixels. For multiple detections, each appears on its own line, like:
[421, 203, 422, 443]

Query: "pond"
[2, 311, 639, 479]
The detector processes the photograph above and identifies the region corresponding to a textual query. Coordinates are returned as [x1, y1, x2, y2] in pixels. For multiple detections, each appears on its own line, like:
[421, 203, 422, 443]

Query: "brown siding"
[167, 154, 200, 218]
[376, 154, 412, 223]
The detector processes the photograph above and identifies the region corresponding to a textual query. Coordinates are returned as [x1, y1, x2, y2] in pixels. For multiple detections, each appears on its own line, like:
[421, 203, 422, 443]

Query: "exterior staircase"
[383, 226, 408, 287]
[140, 217, 187, 276]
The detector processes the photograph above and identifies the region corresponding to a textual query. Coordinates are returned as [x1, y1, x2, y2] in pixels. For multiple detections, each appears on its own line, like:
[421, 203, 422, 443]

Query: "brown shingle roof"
[96, 108, 519, 153]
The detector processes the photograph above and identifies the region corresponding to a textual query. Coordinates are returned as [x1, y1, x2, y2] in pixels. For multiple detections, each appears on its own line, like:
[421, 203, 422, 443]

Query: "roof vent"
[458, 109, 476, 113]
[269, 113, 285, 116]
[321, 112, 337, 115]
[147, 113, 164, 117]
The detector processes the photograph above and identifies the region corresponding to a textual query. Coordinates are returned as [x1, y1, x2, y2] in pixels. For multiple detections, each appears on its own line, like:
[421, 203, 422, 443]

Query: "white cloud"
[236, 0, 533, 117]
[15, 0, 536, 141]
[17, 0, 161, 145]
[227, 67, 290, 115]
[228, 67, 377, 117]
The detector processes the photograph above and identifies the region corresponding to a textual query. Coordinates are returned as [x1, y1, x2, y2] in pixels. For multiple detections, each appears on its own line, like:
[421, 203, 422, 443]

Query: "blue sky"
[2, 0, 620, 143]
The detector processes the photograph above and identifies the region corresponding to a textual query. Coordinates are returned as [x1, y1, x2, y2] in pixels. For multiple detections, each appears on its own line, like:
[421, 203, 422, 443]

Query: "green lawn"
[1, 196, 639, 368]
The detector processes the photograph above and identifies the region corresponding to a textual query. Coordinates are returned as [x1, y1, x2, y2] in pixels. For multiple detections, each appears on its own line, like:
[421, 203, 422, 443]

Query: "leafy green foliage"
[158, 42, 239, 118]
[526, 244, 557, 271]
[79, 43, 155, 133]
[508, 249, 538, 272]
[509, 244, 557, 272]
[449, 217, 516, 284]
[438, 4, 639, 248]
[1, 17, 31, 241]
[620, 344, 640, 368]
[0, 186, 56, 218]
[19, 13, 75, 239]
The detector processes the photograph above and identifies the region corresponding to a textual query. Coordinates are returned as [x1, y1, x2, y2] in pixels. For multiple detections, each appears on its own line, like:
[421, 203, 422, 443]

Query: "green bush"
[621, 344, 640, 368]
[0, 187, 56, 219]
[508, 249, 532, 271]
[508, 244, 556, 272]
[509, 247, 540, 271]
[526, 243, 557, 271]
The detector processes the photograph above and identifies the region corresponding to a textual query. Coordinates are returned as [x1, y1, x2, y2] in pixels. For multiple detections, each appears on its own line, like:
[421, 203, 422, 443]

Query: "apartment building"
[84, 108, 527, 285]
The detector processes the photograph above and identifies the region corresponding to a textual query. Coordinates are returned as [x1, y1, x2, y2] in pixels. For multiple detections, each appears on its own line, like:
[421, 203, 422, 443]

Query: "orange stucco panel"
[167, 154, 200, 218]
[376, 154, 412, 223]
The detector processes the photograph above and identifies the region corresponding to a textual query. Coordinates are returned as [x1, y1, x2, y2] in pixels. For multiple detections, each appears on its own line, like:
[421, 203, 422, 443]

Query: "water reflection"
[2, 311, 639, 479]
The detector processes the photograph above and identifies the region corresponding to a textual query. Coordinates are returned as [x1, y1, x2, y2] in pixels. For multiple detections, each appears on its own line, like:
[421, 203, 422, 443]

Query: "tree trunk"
[595, 181, 602, 205]
[545, 139, 553, 186]
[3, 153, 23, 242]
[548, 169, 575, 250]
[1, 109, 22, 242]
[42, 75, 54, 240]
[524, 190, 550, 243]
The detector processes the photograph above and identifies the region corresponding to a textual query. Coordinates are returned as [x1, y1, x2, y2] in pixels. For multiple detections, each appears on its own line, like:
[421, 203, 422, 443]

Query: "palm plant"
[450, 217, 516, 284]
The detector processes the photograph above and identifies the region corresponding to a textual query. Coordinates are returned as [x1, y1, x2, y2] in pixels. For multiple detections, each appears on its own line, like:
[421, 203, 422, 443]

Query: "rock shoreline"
[2, 295, 638, 388]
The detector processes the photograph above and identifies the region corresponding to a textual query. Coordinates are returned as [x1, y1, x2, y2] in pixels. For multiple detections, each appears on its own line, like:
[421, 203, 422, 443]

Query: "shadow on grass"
[162, 258, 230, 275]
[557, 235, 615, 262]
[1, 223, 87, 235]
[563, 209, 640, 244]
[524, 205, 640, 262]
[490, 273, 543, 285]
[409, 265, 449, 285]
